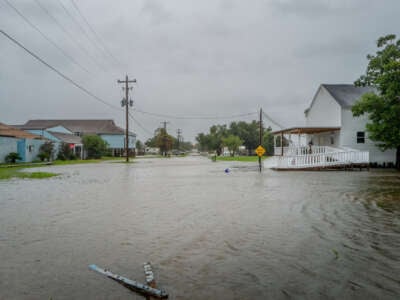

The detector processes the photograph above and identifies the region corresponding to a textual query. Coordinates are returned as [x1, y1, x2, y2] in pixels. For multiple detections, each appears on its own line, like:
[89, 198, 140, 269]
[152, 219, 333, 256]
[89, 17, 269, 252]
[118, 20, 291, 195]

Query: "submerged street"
[0, 156, 399, 299]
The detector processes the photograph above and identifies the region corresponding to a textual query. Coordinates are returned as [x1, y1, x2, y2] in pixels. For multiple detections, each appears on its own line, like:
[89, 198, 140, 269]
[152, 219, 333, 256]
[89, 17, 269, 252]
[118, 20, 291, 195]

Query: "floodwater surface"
[0, 156, 399, 299]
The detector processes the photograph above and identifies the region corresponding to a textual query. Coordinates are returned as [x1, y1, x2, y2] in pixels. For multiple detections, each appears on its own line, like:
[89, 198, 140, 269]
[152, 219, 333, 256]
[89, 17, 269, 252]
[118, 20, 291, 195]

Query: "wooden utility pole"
[177, 129, 182, 150]
[161, 121, 169, 156]
[118, 75, 136, 162]
[259, 108, 263, 172]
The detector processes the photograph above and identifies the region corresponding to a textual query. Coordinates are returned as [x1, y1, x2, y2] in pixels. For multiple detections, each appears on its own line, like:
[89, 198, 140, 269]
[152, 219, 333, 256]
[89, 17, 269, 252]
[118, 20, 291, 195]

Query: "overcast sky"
[1, 0, 400, 142]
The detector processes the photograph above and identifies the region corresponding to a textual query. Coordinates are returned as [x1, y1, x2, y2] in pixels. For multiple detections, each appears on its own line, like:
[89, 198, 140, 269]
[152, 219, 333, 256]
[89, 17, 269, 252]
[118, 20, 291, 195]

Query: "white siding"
[340, 109, 396, 164]
[305, 86, 341, 127]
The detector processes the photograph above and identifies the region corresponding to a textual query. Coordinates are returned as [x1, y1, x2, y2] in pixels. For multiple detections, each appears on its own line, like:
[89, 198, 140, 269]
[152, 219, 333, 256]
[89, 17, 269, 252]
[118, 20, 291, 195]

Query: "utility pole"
[117, 75, 136, 162]
[177, 129, 182, 150]
[259, 108, 263, 172]
[161, 121, 169, 156]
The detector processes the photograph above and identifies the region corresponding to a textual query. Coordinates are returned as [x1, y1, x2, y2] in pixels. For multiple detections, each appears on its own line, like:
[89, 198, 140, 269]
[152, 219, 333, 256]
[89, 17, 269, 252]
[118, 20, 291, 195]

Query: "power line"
[0, 29, 121, 111]
[261, 110, 284, 129]
[69, 0, 121, 66]
[56, 0, 110, 65]
[2, 0, 90, 74]
[128, 112, 153, 136]
[135, 109, 257, 120]
[33, 0, 106, 72]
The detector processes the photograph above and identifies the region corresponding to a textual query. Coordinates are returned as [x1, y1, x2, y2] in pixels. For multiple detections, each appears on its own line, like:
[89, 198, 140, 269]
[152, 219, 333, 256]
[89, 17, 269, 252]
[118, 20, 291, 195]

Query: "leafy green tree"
[222, 135, 243, 156]
[195, 124, 228, 154]
[38, 141, 54, 161]
[82, 135, 108, 159]
[229, 121, 259, 154]
[353, 34, 400, 169]
[5, 152, 21, 163]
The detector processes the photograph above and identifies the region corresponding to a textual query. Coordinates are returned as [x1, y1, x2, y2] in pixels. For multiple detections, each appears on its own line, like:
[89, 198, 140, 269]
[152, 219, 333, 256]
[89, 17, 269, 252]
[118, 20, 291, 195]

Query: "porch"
[266, 127, 369, 170]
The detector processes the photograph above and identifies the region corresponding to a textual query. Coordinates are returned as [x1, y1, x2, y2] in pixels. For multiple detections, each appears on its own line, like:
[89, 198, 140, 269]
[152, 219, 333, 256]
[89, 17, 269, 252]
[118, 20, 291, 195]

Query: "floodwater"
[0, 156, 399, 299]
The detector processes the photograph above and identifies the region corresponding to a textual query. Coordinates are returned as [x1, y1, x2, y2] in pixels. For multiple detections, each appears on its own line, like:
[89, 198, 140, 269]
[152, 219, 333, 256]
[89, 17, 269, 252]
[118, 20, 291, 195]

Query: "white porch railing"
[268, 146, 369, 169]
[274, 146, 340, 156]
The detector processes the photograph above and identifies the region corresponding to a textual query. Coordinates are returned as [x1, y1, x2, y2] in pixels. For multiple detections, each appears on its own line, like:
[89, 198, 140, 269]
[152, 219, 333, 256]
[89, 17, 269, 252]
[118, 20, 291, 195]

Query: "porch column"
[281, 132, 283, 156]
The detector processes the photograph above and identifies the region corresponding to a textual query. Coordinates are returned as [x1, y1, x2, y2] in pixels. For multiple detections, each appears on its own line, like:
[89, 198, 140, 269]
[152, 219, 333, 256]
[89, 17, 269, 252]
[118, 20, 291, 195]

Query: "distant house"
[0, 122, 47, 163]
[18, 119, 135, 157]
[267, 84, 396, 169]
[13, 124, 83, 159]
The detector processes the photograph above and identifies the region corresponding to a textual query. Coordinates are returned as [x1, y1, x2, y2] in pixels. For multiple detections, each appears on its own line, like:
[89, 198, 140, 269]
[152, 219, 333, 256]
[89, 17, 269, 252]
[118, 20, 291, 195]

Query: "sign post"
[255, 145, 265, 172]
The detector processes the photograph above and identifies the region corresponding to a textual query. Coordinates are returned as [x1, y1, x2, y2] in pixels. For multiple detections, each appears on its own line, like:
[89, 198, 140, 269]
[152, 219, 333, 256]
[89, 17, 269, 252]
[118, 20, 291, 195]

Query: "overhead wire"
[261, 109, 284, 129]
[33, 0, 107, 72]
[2, 0, 90, 74]
[134, 109, 258, 120]
[0, 29, 120, 111]
[69, 0, 121, 66]
[55, 0, 111, 66]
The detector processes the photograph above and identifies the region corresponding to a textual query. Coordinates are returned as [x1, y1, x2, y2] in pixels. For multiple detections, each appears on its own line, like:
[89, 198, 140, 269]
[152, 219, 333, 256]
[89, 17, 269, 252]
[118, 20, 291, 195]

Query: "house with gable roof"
[0, 122, 47, 163]
[18, 119, 135, 157]
[266, 84, 396, 169]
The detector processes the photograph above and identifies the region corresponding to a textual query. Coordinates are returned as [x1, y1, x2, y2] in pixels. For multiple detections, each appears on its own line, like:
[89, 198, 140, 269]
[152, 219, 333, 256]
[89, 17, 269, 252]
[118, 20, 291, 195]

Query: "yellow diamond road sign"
[255, 145, 265, 157]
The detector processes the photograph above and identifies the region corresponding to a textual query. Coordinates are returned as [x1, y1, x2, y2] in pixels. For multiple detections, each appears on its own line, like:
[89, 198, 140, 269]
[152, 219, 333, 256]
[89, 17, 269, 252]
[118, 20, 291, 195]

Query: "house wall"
[0, 136, 18, 162]
[340, 109, 396, 164]
[100, 134, 136, 149]
[306, 131, 340, 147]
[24, 139, 46, 162]
[305, 86, 341, 127]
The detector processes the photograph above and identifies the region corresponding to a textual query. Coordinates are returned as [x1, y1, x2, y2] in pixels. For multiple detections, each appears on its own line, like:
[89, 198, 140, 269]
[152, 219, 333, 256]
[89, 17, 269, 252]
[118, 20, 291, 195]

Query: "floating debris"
[89, 264, 168, 299]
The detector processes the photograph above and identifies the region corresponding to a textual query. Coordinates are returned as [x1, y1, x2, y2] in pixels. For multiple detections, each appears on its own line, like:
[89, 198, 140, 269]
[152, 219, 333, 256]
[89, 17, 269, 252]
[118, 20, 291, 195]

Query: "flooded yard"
[0, 156, 399, 299]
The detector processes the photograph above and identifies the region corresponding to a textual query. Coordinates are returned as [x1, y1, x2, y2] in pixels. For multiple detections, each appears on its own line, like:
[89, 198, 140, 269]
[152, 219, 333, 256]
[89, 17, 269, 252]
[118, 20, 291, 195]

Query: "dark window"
[357, 131, 365, 144]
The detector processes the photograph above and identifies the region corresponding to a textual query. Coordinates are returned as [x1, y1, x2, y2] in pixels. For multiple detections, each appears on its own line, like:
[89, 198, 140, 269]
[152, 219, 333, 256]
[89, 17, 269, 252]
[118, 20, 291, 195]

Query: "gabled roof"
[47, 131, 82, 144]
[0, 122, 43, 139]
[21, 119, 127, 135]
[322, 84, 376, 108]
[305, 84, 376, 114]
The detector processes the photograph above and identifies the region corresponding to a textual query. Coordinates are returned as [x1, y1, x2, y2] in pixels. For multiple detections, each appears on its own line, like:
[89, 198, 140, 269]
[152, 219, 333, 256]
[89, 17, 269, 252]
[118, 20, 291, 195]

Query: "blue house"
[18, 119, 135, 157]
[0, 122, 46, 163]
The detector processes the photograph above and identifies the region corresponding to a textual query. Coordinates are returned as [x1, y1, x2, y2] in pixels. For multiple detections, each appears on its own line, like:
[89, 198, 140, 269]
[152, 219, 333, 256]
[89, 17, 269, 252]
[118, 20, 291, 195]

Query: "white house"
[266, 84, 396, 169]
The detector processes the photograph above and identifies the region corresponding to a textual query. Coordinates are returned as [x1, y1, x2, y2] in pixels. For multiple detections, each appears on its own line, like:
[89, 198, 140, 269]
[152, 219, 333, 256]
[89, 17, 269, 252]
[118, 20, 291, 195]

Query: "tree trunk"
[396, 146, 400, 170]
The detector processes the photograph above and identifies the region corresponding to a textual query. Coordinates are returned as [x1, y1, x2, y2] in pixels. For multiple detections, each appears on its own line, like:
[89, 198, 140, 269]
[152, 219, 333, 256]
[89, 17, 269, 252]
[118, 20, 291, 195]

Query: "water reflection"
[0, 157, 399, 299]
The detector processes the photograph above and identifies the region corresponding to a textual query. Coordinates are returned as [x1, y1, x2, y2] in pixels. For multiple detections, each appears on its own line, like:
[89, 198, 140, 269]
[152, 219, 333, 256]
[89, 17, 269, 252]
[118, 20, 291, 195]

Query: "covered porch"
[266, 127, 369, 170]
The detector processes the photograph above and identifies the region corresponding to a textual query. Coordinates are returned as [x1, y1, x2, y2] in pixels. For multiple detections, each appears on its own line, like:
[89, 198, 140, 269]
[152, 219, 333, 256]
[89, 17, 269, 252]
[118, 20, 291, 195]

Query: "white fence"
[269, 146, 369, 169]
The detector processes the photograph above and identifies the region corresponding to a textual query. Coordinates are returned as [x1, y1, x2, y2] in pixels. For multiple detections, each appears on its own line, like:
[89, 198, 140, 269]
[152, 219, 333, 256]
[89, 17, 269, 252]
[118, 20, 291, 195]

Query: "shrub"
[38, 141, 54, 161]
[5, 152, 21, 163]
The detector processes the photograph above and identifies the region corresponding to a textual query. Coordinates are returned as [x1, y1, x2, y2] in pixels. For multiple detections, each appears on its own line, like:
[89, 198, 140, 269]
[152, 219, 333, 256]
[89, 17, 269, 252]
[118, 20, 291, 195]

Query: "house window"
[74, 132, 82, 137]
[27, 145, 33, 152]
[357, 131, 365, 144]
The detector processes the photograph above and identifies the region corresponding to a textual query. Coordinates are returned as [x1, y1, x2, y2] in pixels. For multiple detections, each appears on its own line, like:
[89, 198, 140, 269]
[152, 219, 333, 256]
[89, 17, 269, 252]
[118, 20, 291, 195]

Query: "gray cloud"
[1, 0, 400, 142]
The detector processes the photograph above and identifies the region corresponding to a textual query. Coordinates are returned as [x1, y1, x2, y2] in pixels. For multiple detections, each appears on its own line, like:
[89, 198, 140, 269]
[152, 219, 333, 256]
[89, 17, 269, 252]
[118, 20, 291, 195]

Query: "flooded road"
[1, 156, 399, 299]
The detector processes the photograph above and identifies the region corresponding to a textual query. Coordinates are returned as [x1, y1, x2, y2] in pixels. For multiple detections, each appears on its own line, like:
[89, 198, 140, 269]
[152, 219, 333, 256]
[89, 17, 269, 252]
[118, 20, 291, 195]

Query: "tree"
[229, 121, 259, 155]
[352, 34, 400, 169]
[262, 127, 274, 156]
[38, 141, 54, 161]
[82, 135, 108, 159]
[5, 152, 21, 163]
[57, 143, 76, 160]
[222, 135, 243, 156]
[195, 124, 228, 154]
[136, 140, 144, 155]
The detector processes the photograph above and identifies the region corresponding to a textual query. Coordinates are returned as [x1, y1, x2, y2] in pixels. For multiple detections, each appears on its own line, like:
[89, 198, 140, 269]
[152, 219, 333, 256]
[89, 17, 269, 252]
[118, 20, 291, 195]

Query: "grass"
[214, 156, 268, 162]
[0, 167, 58, 180]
